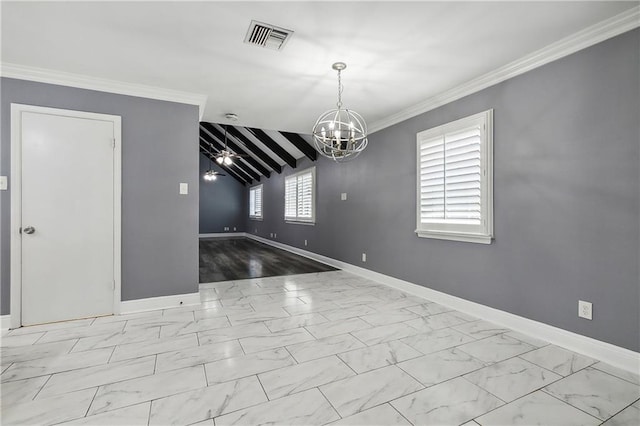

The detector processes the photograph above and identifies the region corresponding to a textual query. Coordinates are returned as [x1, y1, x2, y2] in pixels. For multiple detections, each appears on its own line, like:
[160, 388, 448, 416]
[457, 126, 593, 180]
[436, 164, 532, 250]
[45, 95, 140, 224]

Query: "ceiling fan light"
[216, 156, 224, 164]
[224, 156, 233, 165]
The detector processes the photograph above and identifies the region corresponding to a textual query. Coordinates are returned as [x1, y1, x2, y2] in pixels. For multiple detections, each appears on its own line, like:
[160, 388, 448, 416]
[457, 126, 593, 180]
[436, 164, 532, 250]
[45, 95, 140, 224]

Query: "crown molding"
[369, 6, 640, 133]
[0, 63, 208, 120]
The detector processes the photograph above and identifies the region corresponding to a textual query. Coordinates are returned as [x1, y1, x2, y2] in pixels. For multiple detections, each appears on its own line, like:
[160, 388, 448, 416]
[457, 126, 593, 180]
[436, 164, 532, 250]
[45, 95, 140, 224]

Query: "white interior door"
[19, 109, 117, 325]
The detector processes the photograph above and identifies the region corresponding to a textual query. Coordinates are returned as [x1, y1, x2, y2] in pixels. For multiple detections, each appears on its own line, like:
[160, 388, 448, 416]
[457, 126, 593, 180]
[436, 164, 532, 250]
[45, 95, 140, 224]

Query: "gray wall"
[199, 153, 246, 233]
[246, 29, 640, 351]
[1, 78, 200, 312]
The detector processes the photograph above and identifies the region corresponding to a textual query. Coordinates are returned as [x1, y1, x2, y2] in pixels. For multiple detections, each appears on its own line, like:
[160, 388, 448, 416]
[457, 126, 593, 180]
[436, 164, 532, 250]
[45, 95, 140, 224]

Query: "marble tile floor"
[1, 270, 638, 426]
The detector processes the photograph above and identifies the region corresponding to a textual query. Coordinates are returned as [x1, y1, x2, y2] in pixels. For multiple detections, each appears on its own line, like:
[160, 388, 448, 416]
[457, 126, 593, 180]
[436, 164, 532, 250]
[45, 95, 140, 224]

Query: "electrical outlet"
[224, 227, 229, 231]
[0, 176, 7, 191]
[362, 253, 367, 262]
[270, 233, 273, 238]
[233, 227, 236, 231]
[304, 239, 307, 246]
[341, 192, 347, 201]
[274, 233, 277, 239]
[578, 300, 593, 320]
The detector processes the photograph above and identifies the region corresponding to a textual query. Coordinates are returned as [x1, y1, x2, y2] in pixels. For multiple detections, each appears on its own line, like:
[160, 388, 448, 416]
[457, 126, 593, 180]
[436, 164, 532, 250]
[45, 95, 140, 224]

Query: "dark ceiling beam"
[226, 126, 282, 174]
[247, 127, 297, 169]
[280, 132, 317, 161]
[200, 139, 253, 184]
[199, 132, 261, 182]
[200, 123, 271, 178]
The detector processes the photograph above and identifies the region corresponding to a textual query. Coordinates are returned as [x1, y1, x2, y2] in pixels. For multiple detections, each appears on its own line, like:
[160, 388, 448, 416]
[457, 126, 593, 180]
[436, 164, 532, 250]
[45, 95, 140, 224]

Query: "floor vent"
[244, 20, 293, 51]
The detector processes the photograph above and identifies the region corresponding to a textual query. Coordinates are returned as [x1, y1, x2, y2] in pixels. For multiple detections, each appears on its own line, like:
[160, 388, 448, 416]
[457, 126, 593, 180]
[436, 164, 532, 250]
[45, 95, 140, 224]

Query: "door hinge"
[111, 138, 116, 149]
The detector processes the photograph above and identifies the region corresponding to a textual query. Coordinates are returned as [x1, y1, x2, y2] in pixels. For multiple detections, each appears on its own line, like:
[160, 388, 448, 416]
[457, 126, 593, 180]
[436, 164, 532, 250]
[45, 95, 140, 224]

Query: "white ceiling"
[1, 1, 636, 134]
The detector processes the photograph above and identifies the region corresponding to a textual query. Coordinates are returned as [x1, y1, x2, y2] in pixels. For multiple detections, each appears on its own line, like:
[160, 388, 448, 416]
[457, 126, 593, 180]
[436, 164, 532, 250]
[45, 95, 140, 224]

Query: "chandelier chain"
[336, 69, 343, 109]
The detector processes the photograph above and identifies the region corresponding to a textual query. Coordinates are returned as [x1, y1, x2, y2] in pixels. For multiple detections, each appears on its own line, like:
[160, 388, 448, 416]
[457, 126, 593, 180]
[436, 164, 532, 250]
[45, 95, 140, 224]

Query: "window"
[284, 166, 316, 224]
[249, 184, 263, 220]
[416, 109, 493, 244]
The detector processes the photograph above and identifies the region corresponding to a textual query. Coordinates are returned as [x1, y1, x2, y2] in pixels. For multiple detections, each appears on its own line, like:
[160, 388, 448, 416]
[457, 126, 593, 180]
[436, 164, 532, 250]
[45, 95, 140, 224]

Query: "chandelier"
[312, 62, 368, 162]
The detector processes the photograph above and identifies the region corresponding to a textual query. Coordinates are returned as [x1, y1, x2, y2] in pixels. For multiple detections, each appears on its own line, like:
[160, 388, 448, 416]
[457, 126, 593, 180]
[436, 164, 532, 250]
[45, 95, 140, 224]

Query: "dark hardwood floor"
[199, 237, 337, 283]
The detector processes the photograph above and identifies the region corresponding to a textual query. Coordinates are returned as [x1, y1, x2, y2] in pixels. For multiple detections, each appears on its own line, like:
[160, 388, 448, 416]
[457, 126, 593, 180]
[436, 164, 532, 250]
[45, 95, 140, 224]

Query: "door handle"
[23, 226, 36, 235]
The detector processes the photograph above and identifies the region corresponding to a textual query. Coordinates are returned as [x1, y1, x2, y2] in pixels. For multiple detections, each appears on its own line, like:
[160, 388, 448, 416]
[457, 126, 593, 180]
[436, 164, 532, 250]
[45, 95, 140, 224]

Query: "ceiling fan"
[203, 169, 226, 181]
[201, 143, 226, 182]
[215, 125, 248, 166]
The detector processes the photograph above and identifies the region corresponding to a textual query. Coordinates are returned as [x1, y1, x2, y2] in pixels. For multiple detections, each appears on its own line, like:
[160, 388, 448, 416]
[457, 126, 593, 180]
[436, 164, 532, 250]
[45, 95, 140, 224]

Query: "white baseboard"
[246, 234, 640, 374]
[199, 232, 245, 238]
[120, 292, 200, 314]
[1, 315, 10, 330]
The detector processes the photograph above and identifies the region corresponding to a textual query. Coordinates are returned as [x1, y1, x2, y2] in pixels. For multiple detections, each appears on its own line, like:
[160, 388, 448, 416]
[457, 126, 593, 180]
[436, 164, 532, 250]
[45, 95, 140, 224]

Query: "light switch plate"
[179, 183, 188, 195]
[0, 176, 7, 190]
[341, 192, 347, 201]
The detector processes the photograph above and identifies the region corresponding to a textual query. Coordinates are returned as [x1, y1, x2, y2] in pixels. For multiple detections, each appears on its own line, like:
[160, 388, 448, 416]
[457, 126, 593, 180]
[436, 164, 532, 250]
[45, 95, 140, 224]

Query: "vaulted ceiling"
[199, 122, 317, 185]
[2, 1, 635, 136]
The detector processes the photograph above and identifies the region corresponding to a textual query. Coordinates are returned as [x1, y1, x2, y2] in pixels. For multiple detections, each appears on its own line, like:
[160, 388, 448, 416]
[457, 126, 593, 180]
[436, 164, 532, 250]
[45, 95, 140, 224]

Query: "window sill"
[415, 230, 492, 244]
[249, 217, 263, 221]
[285, 220, 315, 226]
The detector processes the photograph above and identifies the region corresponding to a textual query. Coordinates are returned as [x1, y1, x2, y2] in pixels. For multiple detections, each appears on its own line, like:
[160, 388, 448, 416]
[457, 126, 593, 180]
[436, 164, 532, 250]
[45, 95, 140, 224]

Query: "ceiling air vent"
[244, 20, 293, 51]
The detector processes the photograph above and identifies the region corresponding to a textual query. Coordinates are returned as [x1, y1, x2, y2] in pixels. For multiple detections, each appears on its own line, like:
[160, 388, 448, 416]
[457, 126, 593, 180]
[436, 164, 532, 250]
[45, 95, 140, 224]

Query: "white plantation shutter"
[249, 185, 263, 219]
[419, 128, 482, 224]
[419, 135, 445, 221]
[284, 167, 316, 223]
[255, 186, 262, 217]
[416, 110, 493, 244]
[284, 177, 298, 219]
[444, 128, 481, 222]
[297, 172, 313, 219]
